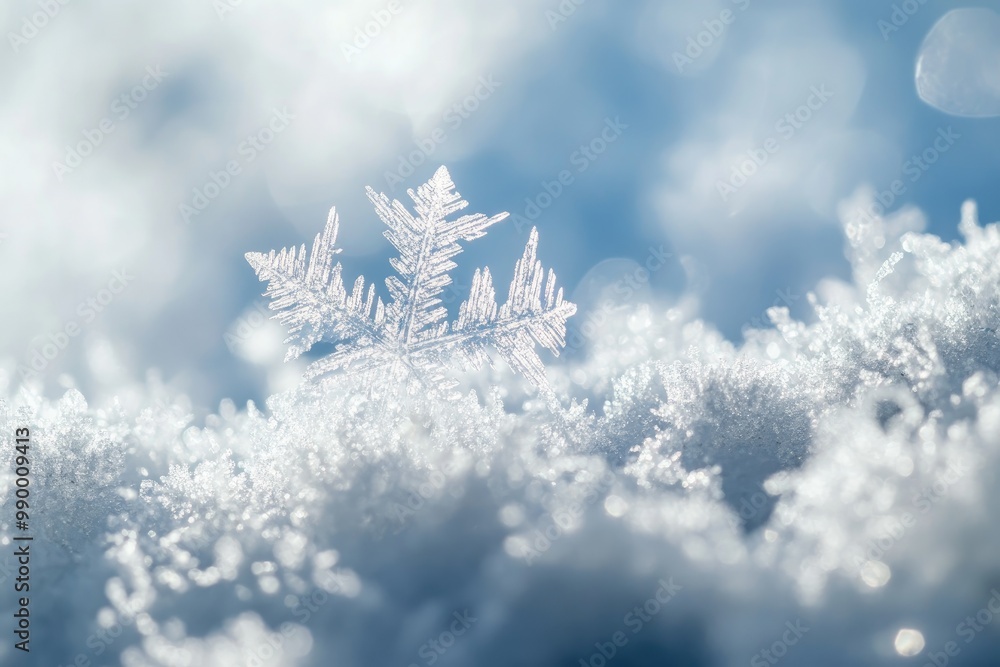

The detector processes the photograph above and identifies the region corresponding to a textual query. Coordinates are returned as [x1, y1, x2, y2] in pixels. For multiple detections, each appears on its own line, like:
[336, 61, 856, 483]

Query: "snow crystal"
[246, 166, 576, 395]
[3, 181, 1000, 666]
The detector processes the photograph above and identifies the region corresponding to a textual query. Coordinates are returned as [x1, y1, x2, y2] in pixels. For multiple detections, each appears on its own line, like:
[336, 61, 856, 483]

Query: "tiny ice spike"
[246, 166, 577, 392]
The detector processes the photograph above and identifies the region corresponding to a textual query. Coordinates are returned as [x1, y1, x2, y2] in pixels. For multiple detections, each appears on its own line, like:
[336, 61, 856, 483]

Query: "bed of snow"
[3, 191, 1000, 667]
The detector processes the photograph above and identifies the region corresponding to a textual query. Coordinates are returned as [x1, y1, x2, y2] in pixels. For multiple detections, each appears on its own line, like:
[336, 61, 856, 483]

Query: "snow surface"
[3, 192, 1000, 666]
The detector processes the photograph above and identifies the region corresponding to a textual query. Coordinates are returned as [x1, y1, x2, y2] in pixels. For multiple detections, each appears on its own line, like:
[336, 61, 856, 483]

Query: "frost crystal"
[246, 166, 576, 393]
[7, 193, 1000, 667]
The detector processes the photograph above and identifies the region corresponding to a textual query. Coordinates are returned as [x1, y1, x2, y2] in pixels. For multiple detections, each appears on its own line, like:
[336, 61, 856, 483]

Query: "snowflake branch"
[246, 208, 386, 360]
[367, 166, 507, 346]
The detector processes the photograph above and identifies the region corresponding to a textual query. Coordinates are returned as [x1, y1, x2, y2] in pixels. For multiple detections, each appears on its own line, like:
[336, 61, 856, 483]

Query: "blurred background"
[2, 0, 999, 409]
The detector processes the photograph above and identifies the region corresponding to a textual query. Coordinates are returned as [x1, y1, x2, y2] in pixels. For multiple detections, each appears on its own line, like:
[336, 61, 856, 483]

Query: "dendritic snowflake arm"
[245, 208, 385, 362]
[367, 166, 508, 346]
[245, 166, 576, 394]
[449, 227, 578, 389]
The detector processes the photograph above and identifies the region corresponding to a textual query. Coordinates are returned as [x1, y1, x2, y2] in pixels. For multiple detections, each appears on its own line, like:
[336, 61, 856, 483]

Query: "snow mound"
[2, 195, 1000, 666]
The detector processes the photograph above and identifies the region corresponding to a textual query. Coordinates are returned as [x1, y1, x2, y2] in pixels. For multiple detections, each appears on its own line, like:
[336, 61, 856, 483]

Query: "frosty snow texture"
[2, 178, 1000, 666]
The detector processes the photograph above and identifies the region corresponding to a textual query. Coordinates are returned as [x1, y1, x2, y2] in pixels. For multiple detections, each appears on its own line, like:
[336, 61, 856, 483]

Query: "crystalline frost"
[246, 166, 576, 393]
[9, 182, 1000, 667]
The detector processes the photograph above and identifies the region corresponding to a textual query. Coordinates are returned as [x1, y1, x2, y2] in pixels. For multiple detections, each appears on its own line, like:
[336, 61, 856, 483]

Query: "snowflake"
[246, 166, 577, 393]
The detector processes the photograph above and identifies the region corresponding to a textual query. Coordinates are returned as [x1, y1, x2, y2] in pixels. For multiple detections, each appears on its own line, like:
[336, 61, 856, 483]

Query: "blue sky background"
[2, 0, 999, 409]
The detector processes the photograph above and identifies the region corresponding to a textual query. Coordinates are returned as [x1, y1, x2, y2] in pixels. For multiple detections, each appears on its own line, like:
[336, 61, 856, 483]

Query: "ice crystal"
[246, 166, 576, 394]
[6, 193, 1000, 667]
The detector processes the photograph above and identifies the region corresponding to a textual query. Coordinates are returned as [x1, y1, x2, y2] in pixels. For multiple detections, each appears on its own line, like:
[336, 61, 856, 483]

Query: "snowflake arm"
[245, 166, 576, 394]
[448, 227, 578, 389]
[368, 166, 508, 346]
[245, 208, 386, 362]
